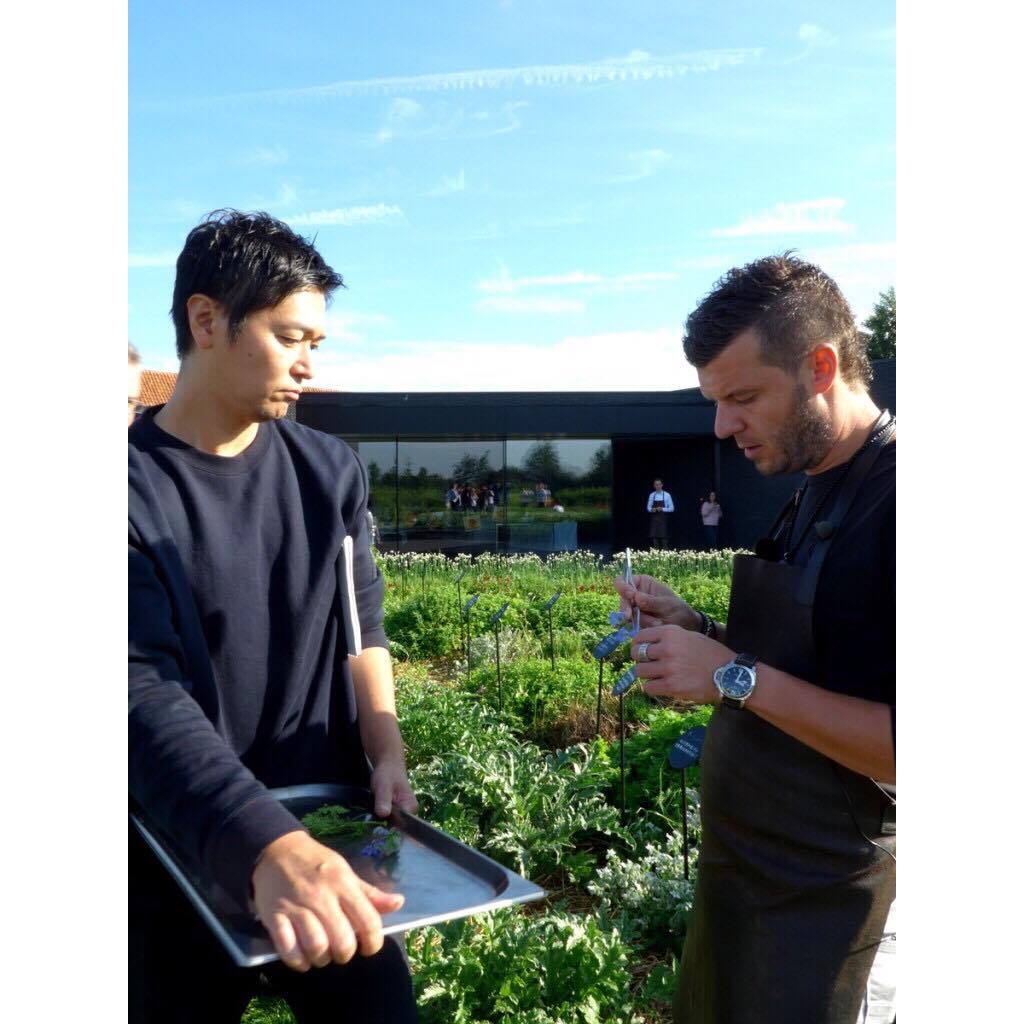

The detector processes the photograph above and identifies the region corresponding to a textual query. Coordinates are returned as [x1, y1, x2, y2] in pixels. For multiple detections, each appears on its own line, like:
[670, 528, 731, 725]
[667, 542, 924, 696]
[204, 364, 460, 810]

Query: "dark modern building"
[296, 359, 895, 556]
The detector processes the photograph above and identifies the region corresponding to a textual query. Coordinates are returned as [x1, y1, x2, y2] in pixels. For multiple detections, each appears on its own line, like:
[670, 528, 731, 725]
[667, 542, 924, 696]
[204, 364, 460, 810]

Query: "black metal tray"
[131, 783, 547, 967]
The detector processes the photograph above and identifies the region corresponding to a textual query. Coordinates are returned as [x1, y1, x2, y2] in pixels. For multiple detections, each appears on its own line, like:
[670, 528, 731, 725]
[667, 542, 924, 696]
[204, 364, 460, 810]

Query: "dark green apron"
[674, 427, 896, 1024]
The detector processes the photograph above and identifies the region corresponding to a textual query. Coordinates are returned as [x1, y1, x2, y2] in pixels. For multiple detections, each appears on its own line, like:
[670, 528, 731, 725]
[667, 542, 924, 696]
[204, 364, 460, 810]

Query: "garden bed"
[241, 549, 737, 1024]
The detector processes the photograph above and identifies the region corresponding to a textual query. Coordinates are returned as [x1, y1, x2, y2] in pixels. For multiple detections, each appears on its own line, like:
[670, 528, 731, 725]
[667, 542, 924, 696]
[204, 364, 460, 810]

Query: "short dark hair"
[170, 209, 345, 359]
[683, 252, 871, 387]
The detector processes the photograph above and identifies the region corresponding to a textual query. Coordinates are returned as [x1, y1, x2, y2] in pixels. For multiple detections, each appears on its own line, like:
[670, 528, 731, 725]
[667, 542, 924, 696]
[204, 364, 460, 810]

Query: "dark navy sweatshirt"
[129, 407, 387, 912]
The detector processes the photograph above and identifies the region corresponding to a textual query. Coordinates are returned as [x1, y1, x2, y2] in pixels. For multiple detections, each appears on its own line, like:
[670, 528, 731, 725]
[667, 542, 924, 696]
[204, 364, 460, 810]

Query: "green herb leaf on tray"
[300, 804, 386, 841]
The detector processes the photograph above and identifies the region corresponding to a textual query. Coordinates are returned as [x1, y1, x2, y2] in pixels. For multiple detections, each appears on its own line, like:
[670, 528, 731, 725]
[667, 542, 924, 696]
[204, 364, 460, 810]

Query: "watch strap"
[735, 652, 757, 669]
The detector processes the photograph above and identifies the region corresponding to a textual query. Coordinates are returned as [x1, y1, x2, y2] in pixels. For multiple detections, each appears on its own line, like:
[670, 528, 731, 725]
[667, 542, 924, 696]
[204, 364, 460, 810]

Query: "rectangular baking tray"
[131, 783, 547, 968]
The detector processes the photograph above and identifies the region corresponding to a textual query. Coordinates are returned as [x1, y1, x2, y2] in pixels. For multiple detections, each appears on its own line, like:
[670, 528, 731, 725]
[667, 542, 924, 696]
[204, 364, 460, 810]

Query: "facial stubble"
[773, 381, 836, 475]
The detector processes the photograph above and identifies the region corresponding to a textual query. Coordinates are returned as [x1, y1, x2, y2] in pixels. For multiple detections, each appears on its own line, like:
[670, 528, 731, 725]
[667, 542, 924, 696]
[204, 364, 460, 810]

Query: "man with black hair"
[129, 210, 419, 1022]
[616, 253, 895, 1024]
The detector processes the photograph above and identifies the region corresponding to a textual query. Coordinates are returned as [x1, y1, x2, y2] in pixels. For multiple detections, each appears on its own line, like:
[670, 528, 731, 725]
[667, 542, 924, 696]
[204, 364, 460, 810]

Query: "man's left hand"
[370, 758, 419, 818]
[631, 625, 734, 705]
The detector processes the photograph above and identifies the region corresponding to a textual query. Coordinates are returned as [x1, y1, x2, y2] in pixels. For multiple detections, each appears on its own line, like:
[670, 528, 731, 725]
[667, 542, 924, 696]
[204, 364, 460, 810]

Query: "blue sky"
[129, 1, 895, 390]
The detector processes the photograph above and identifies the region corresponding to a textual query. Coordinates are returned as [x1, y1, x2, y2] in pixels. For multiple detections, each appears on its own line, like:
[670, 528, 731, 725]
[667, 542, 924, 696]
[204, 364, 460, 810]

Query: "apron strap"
[795, 411, 895, 607]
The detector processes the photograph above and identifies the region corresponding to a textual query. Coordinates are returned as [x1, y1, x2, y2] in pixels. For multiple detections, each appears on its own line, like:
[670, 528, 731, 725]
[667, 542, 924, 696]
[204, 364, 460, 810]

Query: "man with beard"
[616, 254, 895, 1024]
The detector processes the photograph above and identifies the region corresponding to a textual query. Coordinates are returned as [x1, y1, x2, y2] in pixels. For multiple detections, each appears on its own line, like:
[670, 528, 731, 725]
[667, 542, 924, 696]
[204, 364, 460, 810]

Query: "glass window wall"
[339, 436, 612, 556]
[397, 440, 504, 554]
[343, 439, 398, 550]
[505, 439, 612, 554]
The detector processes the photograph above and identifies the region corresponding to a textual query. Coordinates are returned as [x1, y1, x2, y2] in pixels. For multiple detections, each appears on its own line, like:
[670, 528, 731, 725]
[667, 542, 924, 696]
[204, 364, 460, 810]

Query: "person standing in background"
[646, 478, 674, 549]
[701, 491, 723, 549]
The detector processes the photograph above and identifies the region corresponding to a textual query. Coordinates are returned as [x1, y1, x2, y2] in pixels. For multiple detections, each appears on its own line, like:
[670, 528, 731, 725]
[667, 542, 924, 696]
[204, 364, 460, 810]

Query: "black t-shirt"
[783, 440, 896, 741]
[129, 408, 386, 911]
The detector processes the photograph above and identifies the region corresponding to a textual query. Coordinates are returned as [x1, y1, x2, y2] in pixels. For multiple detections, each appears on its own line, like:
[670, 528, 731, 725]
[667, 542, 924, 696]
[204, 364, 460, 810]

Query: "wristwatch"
[713, 653, 757, 709]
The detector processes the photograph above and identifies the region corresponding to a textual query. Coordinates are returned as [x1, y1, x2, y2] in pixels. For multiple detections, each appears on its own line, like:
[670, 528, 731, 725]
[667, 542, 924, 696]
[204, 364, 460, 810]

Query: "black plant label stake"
[544, 591, 561, 668]
[462, 594, 480, 685]
[455, 570, 467, 660]
[681, 768, 689, 878]
[596, 659, 604, 738]
[489, 601, 510, 711]
[618, 694, 626, 823]
[668, 726, 707, 880]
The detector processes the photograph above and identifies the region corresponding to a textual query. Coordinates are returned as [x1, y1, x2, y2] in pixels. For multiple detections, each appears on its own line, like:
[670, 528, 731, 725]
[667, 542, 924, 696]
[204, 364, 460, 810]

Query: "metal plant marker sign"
[592, 623, 636, 739]
[667, 725, 707, 879]
[592, 627, 631, 661]
[612, 665, 638, 698]
[668, 726, 706, 771]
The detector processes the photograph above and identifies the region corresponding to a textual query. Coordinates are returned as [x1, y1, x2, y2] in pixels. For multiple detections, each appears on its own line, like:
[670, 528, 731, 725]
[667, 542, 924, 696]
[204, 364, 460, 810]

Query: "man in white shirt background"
[646, 478, 674, 548]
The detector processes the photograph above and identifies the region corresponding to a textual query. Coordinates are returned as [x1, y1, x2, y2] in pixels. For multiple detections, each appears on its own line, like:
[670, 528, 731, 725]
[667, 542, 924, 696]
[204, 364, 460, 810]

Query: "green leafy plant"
[463, 627, 544, 670]
[395, 674, 520, 769]
[300, 804, 385, 840]
[409, 909, 643, 1024]
[241, 996, 296, 1024]
[384, 590, 465, 659]
[411, 741, 623, 883]
[462, 658, 650, 741]
[588, 832, 698, 954]
[673, 573, 731, 625]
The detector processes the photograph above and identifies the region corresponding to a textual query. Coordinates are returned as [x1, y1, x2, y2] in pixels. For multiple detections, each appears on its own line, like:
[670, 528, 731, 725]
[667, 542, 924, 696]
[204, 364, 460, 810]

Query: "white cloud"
[607, 148, 671, 183]
[479, 271, 601, 294]
[798, 23, 838, 48]
[387, 97, 421, 121]
[242, 146, 289, 165]
[796, 242, 897, 327]
[711, 198, 854, 238]
[674, 255, 736, 271]
[618, 272, 679, 284]
[427, 169, 466, 196]
[220, 49, 763, 105]
[128, 251, 178, 268]
[306, 326, 697, 391]
[377, 97, 423, 141]
[476, 296, 585, 314]
[287, 204, 404, 227]
[325, 310, 393, 344]
[478, 269, 677, 294]
[276, 183, 298, 207]
[376, 99, 525, 144]
[805, 241, 896, 267]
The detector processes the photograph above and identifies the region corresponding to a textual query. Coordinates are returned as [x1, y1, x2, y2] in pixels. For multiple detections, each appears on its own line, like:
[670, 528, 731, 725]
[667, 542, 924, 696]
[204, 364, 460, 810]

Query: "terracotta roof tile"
[139, 371, 339, 407]
[140, 370, 177, 406]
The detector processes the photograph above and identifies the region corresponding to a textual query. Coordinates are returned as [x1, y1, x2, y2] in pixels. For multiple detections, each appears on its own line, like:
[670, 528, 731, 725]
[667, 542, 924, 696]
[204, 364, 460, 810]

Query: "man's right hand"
[613, 573, 700, 632]
[251, 830, 404, 972]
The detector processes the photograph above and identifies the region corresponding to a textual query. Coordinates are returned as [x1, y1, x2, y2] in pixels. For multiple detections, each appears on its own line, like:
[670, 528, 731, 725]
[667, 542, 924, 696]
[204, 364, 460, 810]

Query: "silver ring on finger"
[636, 641, 652, 663]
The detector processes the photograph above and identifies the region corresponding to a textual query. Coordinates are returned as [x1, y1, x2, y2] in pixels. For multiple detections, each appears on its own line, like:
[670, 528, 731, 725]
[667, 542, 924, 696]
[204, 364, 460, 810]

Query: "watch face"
[720, 665, 754, 698]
